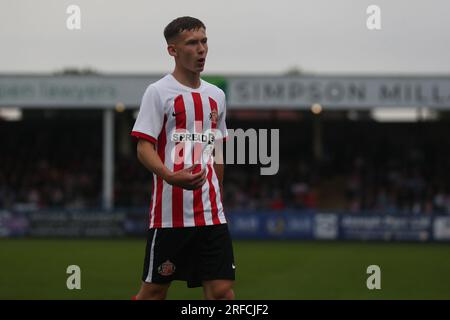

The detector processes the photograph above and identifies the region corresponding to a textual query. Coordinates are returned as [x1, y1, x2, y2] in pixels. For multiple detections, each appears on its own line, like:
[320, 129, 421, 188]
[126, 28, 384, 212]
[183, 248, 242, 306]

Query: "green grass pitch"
[1, 239, 449, 300]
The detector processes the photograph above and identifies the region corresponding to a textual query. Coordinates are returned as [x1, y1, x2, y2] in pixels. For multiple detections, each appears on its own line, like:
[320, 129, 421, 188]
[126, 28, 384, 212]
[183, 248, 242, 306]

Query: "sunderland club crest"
[209, 110, 218, 124]
[158, 260, 176, 276]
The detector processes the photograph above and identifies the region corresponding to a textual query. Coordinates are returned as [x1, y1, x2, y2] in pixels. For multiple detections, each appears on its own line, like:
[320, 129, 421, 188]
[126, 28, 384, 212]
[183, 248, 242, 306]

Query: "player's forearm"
[137, 140, 172, 182]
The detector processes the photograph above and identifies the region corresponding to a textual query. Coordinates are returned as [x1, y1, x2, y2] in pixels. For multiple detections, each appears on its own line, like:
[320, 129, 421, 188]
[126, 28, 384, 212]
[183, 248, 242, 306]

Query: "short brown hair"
[164, 16, 206, 43]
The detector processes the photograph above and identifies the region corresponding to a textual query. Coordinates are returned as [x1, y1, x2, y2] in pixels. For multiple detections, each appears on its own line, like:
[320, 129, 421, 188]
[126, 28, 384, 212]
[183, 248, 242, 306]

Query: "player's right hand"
[166, 164, 207, 190]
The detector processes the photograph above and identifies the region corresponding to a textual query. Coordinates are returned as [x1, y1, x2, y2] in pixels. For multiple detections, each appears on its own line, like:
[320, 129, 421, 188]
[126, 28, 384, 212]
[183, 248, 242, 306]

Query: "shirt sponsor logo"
[171, 132, 215, 144]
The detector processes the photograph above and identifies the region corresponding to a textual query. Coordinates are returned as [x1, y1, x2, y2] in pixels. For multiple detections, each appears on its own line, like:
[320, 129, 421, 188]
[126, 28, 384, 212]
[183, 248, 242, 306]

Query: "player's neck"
[171, 67, 201, 90]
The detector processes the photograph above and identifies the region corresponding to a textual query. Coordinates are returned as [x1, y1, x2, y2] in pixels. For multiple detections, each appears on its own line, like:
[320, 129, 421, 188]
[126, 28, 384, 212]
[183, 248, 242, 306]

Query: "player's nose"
[198, 43, 206, 54]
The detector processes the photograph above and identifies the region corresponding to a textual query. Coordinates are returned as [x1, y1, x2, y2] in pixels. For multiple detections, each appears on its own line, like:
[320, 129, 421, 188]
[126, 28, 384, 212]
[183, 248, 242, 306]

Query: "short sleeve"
[217, 92, 229, 141]
[130, 85, 164, 144]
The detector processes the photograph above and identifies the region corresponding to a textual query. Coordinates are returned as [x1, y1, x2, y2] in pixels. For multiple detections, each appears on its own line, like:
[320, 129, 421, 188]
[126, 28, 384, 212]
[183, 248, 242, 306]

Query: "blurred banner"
[2, 75, 450, 109]
[226, 211, 439, 241]
[227, 76, 450, 109]
[27, 210, 126, 237]
[1, 209, 449, 241]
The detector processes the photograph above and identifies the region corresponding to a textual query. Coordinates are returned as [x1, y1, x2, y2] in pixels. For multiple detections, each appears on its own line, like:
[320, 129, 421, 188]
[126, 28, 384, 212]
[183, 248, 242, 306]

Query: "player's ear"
[167, 44, 177, 57]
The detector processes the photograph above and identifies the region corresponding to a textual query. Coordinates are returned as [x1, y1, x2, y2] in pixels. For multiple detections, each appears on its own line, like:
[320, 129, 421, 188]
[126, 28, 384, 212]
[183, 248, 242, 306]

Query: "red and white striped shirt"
[131, 74, 228, 228]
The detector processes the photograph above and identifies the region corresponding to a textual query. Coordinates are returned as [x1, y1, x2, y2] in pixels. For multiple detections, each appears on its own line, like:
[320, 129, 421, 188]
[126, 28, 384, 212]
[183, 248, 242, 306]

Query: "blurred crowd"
[343, 155, 450, 215]
[221, 157, 450, 215]
[0, 157, 100, 211]
[2, 151, 450, 215]
[2, 117, 450, 215]
[0, 123, 102, 211]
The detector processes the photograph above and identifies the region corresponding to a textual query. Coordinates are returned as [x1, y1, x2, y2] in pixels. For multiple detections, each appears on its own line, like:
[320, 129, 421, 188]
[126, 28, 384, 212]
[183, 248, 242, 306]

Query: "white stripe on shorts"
[145, 229, 158, 283]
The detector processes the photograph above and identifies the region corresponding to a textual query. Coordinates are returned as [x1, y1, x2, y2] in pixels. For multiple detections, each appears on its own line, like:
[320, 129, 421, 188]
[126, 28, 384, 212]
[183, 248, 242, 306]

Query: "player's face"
[170, 28, 208, 73]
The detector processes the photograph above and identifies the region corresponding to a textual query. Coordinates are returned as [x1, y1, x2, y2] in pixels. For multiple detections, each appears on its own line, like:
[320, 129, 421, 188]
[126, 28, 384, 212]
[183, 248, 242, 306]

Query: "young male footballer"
[130, 16, 235, 300]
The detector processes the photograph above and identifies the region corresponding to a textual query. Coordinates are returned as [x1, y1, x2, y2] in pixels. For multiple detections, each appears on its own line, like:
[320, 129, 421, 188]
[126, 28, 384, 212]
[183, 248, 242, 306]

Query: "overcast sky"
[1, 0, 449, 75]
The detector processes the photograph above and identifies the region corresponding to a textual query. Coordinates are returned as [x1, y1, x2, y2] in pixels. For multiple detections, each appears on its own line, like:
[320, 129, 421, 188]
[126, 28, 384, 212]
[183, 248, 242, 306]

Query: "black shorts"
[141, 223, 235, 288]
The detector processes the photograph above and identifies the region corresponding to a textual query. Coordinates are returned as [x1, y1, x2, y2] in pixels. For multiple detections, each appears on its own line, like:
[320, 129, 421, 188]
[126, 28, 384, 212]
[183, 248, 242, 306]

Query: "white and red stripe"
[131, 74, 228, 228]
